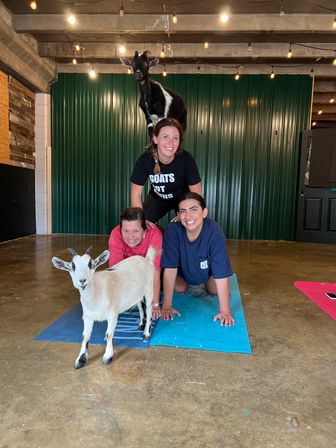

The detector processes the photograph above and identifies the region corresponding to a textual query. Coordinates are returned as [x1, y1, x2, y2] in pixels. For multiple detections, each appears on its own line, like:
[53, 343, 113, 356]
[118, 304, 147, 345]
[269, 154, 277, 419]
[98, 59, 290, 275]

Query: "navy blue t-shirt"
[131, 150, 201, 201]
[161, 218, 232, 285]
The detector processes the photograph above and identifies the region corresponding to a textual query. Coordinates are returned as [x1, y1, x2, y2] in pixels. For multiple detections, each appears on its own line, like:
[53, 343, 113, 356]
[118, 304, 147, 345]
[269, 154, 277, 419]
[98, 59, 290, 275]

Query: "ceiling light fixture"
[312, 121, 316, 127]
[160, 46, 165, 58]
[234, 67, 240, 81]
[72, 58, 77, 65]
[127, 67, 132, 75]
[318, 109, 323, 115]
[270, 67, 275, 79]
[163, 66, 167, 77]
[172, 14, 177, 24]
[287, 44, 292, 58]
[329, 97, 335, 103]
[75, 43, 81, 52]
[30, 1, 37, 10]
[204, 42, 209, 49]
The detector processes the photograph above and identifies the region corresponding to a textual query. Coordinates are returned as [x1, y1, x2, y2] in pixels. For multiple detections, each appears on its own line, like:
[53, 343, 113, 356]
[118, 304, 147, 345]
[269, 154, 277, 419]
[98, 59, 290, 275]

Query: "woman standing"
[130, 118, 202, 223]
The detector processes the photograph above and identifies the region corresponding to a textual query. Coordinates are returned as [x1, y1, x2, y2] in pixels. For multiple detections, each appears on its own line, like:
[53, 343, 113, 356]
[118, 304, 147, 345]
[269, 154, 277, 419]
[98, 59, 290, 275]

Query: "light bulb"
[330, 97, 335, 103]
[204, 42, 209, 49]
[75, 44, 81, 52]
[318, 109, 322, 115]
[89, 68, 97, 79]
[287, 46, 292, 58]
[248, 43, 252, 52]
[72, 58, 77, 65]
[333, 57, 336, 65]
[312, 121, 316, 126]
[119, 6, 124, 17]
[160, 48, 165, 58]
[163, 67, 167, 77]
[67, 14, 76, 25]
[30, 1, 37, 10]
[270, 71, 275, 79]
[127, 67, 131, 75]
[172, 14, 177, 24]
[220, 13, 229, 23]
[333, 16, 336, 29]
[119, 44, 126, 54]
[235, 73, 240, 81]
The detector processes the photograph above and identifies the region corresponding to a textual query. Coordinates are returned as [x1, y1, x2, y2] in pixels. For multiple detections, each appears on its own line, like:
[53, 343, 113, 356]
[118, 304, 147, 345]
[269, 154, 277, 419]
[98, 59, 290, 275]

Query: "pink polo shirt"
[108, 224, 162, 271]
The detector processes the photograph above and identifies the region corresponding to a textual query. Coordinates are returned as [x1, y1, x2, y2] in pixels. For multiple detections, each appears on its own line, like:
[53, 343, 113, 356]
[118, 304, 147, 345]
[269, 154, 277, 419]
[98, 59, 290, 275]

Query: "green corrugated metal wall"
[52, 73, 312, 239]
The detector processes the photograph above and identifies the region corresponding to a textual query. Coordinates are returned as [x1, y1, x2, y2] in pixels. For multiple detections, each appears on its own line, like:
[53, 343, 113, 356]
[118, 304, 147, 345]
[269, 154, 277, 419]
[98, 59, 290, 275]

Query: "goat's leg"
[143, 290, 153, 342]
[137, 298, 146, 330]
[75, 316, 93, 369]
[102, 315, 118, 365]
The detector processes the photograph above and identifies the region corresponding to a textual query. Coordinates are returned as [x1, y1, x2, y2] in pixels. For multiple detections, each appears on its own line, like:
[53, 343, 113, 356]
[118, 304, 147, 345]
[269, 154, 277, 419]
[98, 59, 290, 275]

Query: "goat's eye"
[71, 262, 76, 271]
[88, 260, 93, 269]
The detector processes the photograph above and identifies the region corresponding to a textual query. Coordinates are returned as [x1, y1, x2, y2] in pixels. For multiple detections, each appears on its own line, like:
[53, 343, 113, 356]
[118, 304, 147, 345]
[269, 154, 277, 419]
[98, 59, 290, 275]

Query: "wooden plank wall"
[0, 70, 10, 165]
[9, 76, 35, 169]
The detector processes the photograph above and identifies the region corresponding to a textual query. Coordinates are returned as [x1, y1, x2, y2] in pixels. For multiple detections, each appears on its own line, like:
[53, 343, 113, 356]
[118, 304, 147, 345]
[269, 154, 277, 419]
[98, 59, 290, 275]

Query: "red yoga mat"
[294, 281, 336, 320]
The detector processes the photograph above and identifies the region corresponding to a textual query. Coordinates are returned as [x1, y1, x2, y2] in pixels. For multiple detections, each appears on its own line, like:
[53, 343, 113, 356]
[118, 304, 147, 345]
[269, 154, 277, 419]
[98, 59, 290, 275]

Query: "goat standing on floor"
[120, 50, 187, 138]
[52, 246, 155, 369]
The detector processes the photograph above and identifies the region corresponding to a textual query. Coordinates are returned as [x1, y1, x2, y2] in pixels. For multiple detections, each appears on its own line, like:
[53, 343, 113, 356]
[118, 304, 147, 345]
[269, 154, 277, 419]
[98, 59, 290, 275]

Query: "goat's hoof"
[102, 355, 114, 365]
[138, 322, 145, 331]
[74, 353, 87, 369]
[143, 335, 150, 342]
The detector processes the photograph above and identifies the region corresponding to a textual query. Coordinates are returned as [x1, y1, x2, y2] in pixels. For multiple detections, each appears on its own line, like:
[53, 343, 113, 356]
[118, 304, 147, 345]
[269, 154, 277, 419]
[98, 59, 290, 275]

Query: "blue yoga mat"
[35, 304, 152, 349]
[149, 274, 252, 354]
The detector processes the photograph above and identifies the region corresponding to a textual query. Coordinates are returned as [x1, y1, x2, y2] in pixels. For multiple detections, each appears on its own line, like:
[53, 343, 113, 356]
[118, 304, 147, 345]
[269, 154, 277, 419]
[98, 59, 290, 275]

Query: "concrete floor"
[0, 235, 335, 448]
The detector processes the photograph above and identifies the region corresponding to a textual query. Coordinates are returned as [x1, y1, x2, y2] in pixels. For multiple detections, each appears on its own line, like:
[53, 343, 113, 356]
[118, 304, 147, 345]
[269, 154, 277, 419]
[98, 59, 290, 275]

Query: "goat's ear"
[120, 57, 132, 67]
[52, 257, 71, 272]
[92, 250, 109, 269]
[149, 58, 159, 67]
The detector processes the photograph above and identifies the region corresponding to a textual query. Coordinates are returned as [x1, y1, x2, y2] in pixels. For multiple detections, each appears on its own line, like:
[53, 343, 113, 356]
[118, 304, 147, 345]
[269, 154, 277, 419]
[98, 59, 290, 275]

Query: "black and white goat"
[121, 50, 187, 138]
[52, 247, 155, 369]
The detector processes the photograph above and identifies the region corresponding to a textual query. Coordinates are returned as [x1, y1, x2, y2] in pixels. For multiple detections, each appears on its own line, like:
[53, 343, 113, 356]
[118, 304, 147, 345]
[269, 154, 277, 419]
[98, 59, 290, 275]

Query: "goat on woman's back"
[121, 50, 187, 138]
[52, 246, 155, 369]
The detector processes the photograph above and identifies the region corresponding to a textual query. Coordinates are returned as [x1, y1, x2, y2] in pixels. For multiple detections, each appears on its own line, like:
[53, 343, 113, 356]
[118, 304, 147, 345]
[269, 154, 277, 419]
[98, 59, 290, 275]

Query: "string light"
[67, 13, 77, 25]
[312, 121, 316, 126]
[163, 66, 167, 77]
[160, 46, 165, 58]
[172, 14, 177, 24]
[220, 13, 229, 23]
[333, 52, 336, 65]
[329, 97, 335, 103]
[234, 67, 240, 80]
[310, 65, 314, 74]
[318, 109, 323, 115]
[88, 67, 97, 80]
[30, 1, 37, 10]
[198, 65, 201, 74]
[270, 67, 275, 79]
[287, 44, 292, 58]
[72, 58, 77, 65]
[333, 16, 336, 29]
[118, 43, 126, 54]
[127, 67, 132, 75]
[119, 1, 124, 17]
[75, 43, 81, 52]
[204, 42, 209, 49]
[248, 42, 252, 52]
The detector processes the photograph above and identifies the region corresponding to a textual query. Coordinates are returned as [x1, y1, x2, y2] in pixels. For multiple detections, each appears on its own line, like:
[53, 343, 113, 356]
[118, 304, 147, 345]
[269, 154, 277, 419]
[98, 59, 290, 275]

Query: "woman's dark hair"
[178, 192, 206, 210]
[119, 207, 146, 231]
[147, 118, 184, 174]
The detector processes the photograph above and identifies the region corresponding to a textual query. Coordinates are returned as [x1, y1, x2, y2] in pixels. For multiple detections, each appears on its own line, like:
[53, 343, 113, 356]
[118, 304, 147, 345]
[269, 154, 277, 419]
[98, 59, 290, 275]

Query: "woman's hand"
[170, 214, 180, 223]
[213, 311, 235, 326]
[161, 306, 181, 320]
[152, 304, 161, 320]
[146, 220, 156, 229]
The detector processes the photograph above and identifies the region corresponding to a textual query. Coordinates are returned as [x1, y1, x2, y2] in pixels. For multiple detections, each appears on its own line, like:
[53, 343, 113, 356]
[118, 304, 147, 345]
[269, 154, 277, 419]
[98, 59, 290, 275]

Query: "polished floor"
[0, 235, 335, 448]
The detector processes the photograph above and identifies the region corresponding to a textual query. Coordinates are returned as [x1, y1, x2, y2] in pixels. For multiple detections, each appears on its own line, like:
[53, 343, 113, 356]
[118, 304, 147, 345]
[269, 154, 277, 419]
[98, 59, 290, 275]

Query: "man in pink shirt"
[108, 207, 162, 319]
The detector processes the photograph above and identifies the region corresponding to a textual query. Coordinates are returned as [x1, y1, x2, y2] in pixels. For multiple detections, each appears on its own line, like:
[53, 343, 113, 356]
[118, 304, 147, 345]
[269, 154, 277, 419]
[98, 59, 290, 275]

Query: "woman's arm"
[189, 181, 202, 196]
[213, 277, 235, 326]
[130, 183, 144, 208]
[161, 268, 181, 320]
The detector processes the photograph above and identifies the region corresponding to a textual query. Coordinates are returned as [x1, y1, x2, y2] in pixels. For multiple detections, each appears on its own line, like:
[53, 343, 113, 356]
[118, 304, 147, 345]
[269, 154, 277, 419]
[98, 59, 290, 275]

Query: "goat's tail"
[145, 245, 156, 266]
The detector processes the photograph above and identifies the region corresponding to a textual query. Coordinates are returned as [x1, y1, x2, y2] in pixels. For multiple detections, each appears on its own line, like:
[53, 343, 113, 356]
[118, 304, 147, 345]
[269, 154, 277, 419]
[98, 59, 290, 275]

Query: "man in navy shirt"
[161, 192, 235, 326]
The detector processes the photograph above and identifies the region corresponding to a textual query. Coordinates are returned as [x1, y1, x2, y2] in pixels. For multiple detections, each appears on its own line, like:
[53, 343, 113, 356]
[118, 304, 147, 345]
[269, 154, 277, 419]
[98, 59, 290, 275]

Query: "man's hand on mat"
[161, 306, 181, 320]
[214, 311, 235, 326]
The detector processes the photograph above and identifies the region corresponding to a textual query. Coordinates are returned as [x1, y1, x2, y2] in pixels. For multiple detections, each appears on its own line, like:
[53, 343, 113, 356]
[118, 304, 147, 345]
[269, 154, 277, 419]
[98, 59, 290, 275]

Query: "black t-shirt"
[131, 150, 201, 200]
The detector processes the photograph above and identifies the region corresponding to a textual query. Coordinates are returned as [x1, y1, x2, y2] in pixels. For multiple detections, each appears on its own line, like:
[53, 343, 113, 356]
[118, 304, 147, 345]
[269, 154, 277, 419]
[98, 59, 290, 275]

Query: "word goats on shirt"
[149, 173, 175, 199]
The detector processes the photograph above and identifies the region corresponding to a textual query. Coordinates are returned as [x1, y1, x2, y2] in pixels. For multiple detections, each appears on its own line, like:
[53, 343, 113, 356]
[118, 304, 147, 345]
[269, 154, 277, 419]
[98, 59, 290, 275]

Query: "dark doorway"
[296, 130, 336, 243]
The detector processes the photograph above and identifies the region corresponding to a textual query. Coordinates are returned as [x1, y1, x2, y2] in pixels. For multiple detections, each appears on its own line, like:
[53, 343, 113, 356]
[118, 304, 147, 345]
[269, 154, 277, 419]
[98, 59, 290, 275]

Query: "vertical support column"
[35, 93, 51, 234]
[0, 70, 10, 164]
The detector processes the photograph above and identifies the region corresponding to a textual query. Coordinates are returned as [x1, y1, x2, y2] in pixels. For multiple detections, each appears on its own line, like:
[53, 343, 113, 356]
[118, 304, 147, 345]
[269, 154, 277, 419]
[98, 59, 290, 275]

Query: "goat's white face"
[52, 250, 109, 291]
